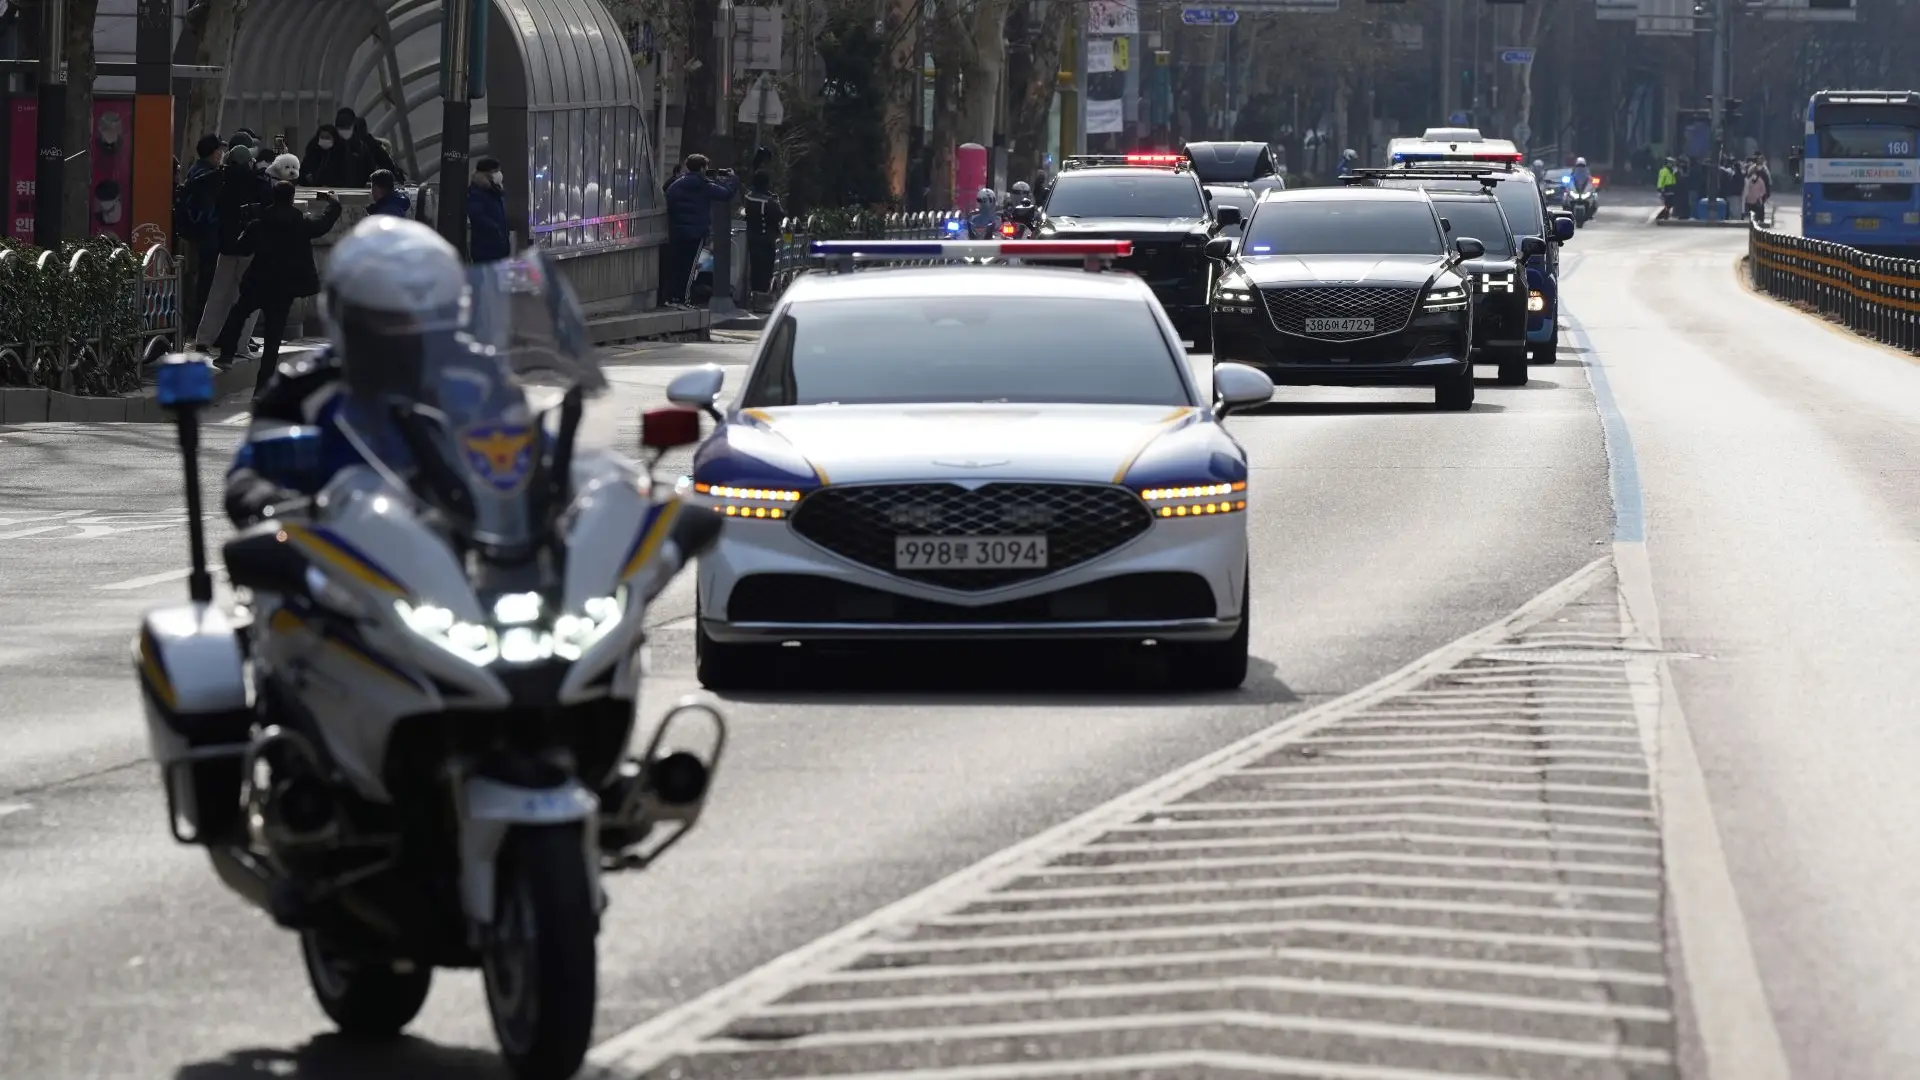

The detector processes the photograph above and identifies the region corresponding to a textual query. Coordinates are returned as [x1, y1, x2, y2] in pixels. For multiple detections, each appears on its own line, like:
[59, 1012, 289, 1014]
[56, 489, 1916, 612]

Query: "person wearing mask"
[368, 169, 410, 217]
[193, 143, 271, 353]
[214, 182, 343, 397]
[1656, 157, 1678, 220]
[175, 134, 226, 329]
[662, 153, 739, 306]
[305, 107, 401, 188]
[742, 170, 784, 311]
[1744, 153, 1772, 225]
[467, 157, 512, 262]
[301, 124, 351, 186]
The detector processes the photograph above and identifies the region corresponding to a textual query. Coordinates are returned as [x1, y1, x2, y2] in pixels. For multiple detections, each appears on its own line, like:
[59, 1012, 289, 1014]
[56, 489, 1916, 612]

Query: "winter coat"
[467, 181, 511, 262]
[237, 198, 343, 299]
[665, 171, 739, 240]
[368, 189, 412, 217]
[215, 162, 273, 257]
[744, 189, 784, 238]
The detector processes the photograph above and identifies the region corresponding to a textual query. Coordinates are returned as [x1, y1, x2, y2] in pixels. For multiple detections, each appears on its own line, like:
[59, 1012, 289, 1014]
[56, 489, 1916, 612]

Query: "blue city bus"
[1802, 90, 1920, 254]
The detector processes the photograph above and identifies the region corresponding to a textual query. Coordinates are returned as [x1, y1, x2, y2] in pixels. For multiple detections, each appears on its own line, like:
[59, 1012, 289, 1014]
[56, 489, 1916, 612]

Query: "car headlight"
[1527, 290, 1546, 313]
[1422, 285, 1469, 312]
[395, 599, 499, 666]
[1138, 480, 1248, 519]
[1213, 270, 1255, 304]
[684, 479, 803, 520]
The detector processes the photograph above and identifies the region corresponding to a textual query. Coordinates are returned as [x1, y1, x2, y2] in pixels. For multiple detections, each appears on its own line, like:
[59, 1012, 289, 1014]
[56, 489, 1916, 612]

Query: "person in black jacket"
[302, 107, 402, 188]
[467, 157, 511, 262]
[742, 170, 784, 310]
[214, 182, 342, 396]
[192, 144, 272, 350]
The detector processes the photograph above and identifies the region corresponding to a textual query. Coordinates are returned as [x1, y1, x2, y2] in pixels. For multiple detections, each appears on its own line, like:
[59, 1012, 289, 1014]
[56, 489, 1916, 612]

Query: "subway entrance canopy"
[220, 0, 660, 255]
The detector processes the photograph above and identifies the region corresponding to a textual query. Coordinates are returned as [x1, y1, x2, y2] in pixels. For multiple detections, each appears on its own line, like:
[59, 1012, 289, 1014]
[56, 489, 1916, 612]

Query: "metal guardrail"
[770, 210, 962, 295]
[1749, 224, 1920, 353]
[0, 243, 182, 395]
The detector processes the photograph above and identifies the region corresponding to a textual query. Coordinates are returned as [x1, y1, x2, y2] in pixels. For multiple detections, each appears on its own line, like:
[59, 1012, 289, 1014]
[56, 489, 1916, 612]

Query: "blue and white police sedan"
[664, 239, 1275, 690]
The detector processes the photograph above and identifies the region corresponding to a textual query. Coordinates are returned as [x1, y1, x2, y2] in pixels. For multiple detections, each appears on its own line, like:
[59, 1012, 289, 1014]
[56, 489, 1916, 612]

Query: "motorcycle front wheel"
[484, 823, 598, 1080]
[301, 931, 433, 1036]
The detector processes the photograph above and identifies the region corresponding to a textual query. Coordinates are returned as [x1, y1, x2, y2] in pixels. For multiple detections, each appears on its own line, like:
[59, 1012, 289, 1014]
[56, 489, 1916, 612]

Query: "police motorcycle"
[133, 250, 727, 1080]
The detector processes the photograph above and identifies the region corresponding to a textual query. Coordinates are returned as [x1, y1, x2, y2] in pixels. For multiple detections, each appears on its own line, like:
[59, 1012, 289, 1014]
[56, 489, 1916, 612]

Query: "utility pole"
[437, 0, 487, 255]
[33, 0, 66, 249]
[709, 0, 736, 315]
[1058, 7, 1079, 160]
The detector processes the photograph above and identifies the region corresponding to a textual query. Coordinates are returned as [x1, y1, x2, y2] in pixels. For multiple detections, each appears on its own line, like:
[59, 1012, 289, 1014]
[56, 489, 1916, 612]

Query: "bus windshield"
[1818, 124, 1917, 158]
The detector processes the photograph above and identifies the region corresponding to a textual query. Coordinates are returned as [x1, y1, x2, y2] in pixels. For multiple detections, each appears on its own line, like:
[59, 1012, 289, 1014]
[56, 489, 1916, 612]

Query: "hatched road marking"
[588, 556, 1708, 1080]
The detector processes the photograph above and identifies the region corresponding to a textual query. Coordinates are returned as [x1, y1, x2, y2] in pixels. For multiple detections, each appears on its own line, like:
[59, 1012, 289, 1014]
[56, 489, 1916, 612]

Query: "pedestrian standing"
[175, 134, 226, 331]
[1744, 153, 1772, 225]
[743, 170, 784, 312]
[214, 182, 342, 398]
[662, 153, 739, 306]
[193, 144, 271, 353]
[367, 170, 410, 217]
[467, 156, 512, 262]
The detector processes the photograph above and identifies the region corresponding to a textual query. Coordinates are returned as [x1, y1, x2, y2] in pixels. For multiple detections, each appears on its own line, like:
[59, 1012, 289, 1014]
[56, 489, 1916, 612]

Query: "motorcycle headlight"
[552, 591, 627, 661]
[1422, 284, 1469, 311]
[1213, 269, 1255, 303]
[395, 599, 499, 666]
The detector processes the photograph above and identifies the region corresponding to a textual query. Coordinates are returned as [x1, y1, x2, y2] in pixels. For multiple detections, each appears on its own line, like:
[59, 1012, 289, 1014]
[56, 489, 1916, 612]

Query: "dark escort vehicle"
[1343, 168, 1540, 385]
[1015, 154, 1227, 351]
[1206, 186, 1483, 411]
[1183, 141, 1288, 198]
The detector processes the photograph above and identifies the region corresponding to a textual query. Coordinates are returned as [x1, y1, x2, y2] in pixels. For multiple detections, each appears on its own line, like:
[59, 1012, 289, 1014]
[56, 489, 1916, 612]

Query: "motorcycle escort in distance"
[133, 251, 727, 1080]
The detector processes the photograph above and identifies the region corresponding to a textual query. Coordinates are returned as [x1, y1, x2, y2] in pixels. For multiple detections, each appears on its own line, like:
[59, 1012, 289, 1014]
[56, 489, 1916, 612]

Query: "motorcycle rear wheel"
[300, 931, 433, 1037]
[484, 824, 598, 1080]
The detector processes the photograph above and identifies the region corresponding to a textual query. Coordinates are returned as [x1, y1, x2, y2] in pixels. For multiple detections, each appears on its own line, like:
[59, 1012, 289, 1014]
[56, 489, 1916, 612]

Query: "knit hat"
[266, 153, 301, 182]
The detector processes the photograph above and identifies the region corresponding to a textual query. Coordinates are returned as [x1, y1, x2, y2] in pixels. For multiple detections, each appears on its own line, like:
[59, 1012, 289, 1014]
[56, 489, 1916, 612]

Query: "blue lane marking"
[1561, 302, 1645, 543]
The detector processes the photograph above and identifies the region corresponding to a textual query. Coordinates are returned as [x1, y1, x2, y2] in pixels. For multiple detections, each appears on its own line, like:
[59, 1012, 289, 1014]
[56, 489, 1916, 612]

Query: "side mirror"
[1212, 362, 1274, 416]
[1204, 236, 1236, 260]
[1214, 205, 1243, 228]
[666, 364, 724, 410]
[1519, 236, 1547, 258]
[1552, 215, 1576, 243]
[222, 522, 312, 596]
[641, 406, 703, 451]
[1453, 237, 1486, 260]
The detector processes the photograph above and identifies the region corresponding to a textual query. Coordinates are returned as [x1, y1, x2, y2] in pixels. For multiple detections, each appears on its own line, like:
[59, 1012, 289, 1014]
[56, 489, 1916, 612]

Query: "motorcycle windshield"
[350, 249, 607, 556]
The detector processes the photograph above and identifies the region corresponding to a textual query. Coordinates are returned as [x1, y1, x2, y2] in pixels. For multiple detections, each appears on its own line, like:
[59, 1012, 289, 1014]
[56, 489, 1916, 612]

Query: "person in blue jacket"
[662, 153, 739, 305]
[367, 169, 411, 217]
[466, 156, 511, 262]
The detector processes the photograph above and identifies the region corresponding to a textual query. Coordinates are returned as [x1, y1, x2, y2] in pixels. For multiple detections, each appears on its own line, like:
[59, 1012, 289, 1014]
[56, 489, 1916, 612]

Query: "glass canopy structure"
[219, 0, 658, 254]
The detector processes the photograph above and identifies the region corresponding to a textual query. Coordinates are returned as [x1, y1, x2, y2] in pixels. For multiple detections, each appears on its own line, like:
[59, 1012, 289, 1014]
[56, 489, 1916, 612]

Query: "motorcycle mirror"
[641, 406, 702, 451]
[1204, 236, 1236, 260]
[222, 521, 313, 596]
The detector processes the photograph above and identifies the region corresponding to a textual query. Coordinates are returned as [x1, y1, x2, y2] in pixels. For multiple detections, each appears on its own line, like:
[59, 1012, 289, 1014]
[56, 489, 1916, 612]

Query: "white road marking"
[711, 1052, 1600, 1080]
[992, 872, 1660, 904]
[0, 803, 30, 819]
[694, 1011, 1674, 1066]
[221, 412, 253, 425]
[1105, 812, 1661, 839]
[1239, 762, 1650, 778]
[1163, 795, 1654, 818]
[852, 917, 1667, 957]
[1074, 831, 1660, 858]
[928, 896, 1660, 929]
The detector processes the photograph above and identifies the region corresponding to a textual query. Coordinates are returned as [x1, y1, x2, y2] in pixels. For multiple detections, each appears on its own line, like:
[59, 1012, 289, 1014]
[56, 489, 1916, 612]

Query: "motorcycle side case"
[134, 603, 253, 845]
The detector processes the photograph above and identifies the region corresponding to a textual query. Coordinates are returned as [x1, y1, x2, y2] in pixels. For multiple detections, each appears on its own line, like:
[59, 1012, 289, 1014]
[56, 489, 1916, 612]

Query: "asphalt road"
[2, 191, 1912, 1079]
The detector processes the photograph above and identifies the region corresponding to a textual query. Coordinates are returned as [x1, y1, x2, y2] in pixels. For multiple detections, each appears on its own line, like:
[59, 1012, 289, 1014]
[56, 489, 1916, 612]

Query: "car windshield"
[1241, 200, 1443, 256]
[742, 295, 1190, 407]
[1436, 201, 1514, 257]
[1045, 173, 1207, 218]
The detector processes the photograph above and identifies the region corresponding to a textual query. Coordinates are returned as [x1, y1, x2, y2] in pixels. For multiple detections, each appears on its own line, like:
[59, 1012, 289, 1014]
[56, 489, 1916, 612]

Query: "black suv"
[1020, 156, 1224, 351]
[1206, 187, 1484, 411]
[1344, 172, 1541, 385]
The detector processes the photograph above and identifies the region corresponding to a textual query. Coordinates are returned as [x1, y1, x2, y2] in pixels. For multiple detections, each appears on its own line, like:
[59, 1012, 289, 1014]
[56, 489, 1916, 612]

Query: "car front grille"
[1261, 286, 1420, 340]
[1115, 240, 1185, 280]
[789, 483, 1155, 590]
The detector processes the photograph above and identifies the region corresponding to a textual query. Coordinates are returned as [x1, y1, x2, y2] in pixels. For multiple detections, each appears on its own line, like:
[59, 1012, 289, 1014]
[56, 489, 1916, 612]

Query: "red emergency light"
[1125, 153, 1186, 165]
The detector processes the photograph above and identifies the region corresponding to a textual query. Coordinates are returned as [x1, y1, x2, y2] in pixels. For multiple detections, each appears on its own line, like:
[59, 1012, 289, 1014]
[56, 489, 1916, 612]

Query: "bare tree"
[1006, 0, 1068, 182]
[178, 0, 250, 161]
[61, 0, 102, 241]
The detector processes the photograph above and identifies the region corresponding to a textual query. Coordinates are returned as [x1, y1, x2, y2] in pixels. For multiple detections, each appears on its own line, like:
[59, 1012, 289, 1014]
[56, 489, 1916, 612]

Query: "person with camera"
[214, 183, 343, 398]
[662, 153, 739, 306]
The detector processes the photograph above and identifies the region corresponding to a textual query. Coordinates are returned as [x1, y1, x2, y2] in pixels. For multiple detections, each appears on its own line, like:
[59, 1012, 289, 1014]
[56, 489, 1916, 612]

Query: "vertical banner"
[8, 99, 35, 242]
[88, 99, 135, 243]
[132, 0, 175, 253]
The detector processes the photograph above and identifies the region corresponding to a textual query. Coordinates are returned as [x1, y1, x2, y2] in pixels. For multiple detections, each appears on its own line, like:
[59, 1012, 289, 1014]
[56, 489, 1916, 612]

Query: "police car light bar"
[1391, 152, 1524, 164]
[808, 240, 1133, 260]
[1126, 153, 1186, 164]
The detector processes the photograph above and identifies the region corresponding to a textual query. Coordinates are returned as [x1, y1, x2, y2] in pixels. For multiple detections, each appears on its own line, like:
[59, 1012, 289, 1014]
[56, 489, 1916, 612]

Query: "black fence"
[1749, 225, 1920, 353]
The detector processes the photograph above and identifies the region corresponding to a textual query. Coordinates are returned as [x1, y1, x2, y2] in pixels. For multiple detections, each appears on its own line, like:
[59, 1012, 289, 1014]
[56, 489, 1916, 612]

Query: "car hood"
[1044, 217, 1207, 237]
[708, 403, 1207, 486]
[1236, 254, 1444, 288]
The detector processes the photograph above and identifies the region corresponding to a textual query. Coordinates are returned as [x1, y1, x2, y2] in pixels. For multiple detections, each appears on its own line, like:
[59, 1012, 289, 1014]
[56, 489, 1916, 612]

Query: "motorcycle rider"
[967, 186, 1000, 239]
[1002, 180, 1036, 237]
[1339, 149, 1358, 177]
[223, 214, 470, 527]
[1570, 156, 1592, 193]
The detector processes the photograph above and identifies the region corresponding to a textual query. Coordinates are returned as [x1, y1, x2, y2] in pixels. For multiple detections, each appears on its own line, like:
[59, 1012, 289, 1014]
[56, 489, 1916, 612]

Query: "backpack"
[173, 167, 218, 239]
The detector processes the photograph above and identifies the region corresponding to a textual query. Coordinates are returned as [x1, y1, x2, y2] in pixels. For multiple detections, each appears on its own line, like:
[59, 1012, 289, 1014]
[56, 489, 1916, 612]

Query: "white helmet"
[320, 216, 468, 403]
[1574, 157, 1587, 167]
[265, 152, 301, 182]
[1532, 159, 1544, 169]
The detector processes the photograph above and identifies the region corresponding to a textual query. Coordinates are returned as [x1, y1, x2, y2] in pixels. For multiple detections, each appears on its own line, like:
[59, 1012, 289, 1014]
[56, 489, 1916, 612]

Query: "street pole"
[710, 0, 737, 315]
[1075, 7, 1088, 155]
[1709, 0, 1727, 206]
[436, 0, 483, 256]
[1439, 0, 1454, 122]
[32, 0, 66, 249]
